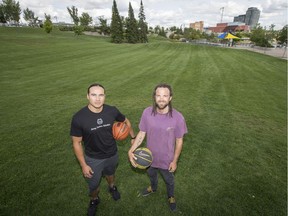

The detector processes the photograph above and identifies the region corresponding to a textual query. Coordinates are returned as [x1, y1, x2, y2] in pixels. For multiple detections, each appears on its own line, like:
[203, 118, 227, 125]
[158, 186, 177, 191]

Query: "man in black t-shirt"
[70, 83, 135, 216]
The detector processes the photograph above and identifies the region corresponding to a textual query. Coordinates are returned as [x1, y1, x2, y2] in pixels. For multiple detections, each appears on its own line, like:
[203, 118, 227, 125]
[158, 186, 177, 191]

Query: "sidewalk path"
[232, 45, 287, 60]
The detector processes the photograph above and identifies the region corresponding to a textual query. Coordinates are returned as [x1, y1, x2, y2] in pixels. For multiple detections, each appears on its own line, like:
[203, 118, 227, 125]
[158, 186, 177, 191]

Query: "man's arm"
[128, 131, 146, 167]
[72, 136, 94, 178]
[124, 118, 136, 144]
[169, 137, 184, 172]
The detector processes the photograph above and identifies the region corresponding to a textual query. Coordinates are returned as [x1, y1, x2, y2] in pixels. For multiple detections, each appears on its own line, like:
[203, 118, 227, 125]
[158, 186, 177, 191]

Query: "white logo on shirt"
[97, 118, 103, 125]
[166, 127, 174, 131]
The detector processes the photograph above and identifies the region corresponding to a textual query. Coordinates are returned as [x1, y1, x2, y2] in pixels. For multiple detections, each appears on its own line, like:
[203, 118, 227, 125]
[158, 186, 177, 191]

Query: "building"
[234, 15, 246, 23]
[208, 22, 250, 33]
[190, 21, 204, 32]
[245, 7, 260, 28]
[233, 7, 260, 29]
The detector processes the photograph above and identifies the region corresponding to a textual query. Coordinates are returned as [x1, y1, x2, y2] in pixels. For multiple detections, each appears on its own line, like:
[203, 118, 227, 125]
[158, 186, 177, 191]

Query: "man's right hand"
[82, 165, 94, 178]
[128, 150, 137, 168]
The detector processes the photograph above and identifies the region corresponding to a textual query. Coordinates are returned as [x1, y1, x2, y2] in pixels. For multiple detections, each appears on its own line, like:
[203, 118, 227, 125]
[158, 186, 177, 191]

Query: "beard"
[156, 102, 169, 110]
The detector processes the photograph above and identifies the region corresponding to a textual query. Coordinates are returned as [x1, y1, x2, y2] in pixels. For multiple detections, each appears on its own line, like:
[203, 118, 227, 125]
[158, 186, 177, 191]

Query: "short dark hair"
[87, 83, 105, 94]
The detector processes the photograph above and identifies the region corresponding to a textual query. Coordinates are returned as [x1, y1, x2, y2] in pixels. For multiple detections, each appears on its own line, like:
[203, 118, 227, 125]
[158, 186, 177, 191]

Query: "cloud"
[18, 0, 287, 29]
[262, 0, 288, 13]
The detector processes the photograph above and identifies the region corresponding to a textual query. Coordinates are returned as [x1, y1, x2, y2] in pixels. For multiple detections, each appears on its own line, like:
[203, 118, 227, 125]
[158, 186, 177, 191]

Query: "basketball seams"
[113, 121, 130, 140]
[134, 147, 153, 169]
[135, 155, 152, 163]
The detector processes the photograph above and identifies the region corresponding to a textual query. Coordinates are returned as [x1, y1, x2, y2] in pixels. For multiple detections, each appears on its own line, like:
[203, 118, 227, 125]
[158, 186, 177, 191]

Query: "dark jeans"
[147, 166, 175, 198]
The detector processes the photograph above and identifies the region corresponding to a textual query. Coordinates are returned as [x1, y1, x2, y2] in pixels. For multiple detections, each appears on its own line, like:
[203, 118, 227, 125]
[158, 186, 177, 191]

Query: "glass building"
[245, 7, 260, 29]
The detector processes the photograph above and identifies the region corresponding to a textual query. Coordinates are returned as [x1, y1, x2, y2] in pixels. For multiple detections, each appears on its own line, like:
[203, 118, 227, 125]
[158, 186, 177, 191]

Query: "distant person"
[70, 83, 136, 216]
[128, 83, 188, 211]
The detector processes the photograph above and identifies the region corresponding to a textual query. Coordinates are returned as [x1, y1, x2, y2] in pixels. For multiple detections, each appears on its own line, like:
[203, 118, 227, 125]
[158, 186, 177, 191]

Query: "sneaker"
[109, 185, 121, 201]
[168, 197, 176, 211]
[142, 186, 155, 197]
[87, 197, 100, 216]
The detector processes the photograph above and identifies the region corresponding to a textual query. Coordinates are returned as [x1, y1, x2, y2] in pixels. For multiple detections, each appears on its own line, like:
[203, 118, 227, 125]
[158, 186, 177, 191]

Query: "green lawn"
[0, 27, 286, 216]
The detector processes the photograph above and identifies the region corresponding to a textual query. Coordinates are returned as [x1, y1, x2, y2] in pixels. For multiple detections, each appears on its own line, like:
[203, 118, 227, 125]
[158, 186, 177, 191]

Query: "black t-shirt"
[70, 104, 126, 159]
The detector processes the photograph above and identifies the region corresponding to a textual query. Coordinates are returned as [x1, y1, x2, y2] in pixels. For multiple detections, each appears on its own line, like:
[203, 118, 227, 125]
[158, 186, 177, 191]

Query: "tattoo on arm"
[136, 134, 145, 147]
[132, 132, 146, 151]
[137, 135, 142, 145]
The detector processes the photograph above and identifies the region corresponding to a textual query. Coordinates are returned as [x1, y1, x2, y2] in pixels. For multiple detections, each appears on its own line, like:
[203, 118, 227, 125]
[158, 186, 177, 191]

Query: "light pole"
[220, 7, 224, 23]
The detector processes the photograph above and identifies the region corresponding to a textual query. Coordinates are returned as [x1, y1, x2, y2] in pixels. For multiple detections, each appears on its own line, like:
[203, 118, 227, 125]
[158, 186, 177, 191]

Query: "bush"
[73, 25, 84, 35]
[44, 20, 52, 33]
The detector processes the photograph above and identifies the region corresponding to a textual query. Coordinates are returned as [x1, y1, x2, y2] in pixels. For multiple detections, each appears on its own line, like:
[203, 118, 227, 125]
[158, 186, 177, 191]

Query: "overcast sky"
[19, 0, 287, 30]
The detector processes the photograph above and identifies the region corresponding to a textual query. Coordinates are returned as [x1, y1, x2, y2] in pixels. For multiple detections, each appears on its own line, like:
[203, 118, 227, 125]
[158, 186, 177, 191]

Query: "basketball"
[112, 121, 130, 141]
[134, 147, 153, 169]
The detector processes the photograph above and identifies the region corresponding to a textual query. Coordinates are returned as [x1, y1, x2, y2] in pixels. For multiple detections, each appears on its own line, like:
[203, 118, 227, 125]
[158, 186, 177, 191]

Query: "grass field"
[0, 27, 286, 216]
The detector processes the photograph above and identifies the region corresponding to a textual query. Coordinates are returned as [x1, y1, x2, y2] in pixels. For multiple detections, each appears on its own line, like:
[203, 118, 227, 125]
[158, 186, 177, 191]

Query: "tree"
[250, 24, 271, 47]
[110, 0, 123, 43]
[73, 25, 84, 36]
[0, 4, 6, 23]
[23, 7, 38, 27]
[264, 24, 277, 46]
[1, 0, 21, 24]
[277, 25, 287, 45]
[169, 26, 177, 32]
[98, 16, 110, 35]
[67, 6, 85, 36]
[80, 12, 92, 27]
[158, 27, 166, 38]
[67, 6, 79, 26]
[148, 26, 154, 34]
[154, 25, 161, 34]
[138, 0, 148, 43]
[190, 28, 202, 40]
[183, 28, 190, 39]
[126, 2, 138, 43]
[43, 13, 53, 33]
[172, 26, 183, 35]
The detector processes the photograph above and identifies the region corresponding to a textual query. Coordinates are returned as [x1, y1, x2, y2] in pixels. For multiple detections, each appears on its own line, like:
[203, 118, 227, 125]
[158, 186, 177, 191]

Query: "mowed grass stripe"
[0, 27, 286, 215]
[171, 45, 286, 214]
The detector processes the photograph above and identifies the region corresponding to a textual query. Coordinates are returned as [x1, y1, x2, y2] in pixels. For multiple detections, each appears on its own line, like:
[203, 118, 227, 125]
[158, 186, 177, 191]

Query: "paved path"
[232, 46, 287, 60]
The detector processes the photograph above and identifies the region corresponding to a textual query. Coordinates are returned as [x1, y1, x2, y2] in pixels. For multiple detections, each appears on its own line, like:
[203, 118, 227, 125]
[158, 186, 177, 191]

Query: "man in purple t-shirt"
[128, 83, 188, 212]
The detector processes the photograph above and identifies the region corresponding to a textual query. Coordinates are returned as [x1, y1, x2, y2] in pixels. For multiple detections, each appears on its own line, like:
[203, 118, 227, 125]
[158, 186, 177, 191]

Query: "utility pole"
[220, 7, 224, 23]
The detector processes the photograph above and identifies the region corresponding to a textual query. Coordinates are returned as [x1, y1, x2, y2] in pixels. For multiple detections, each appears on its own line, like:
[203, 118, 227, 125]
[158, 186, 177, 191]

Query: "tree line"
[249, 24, 287, 47]
[67, 0, 149, 43]
[0, 0, 287, 46]
[87, 0, 148, 43]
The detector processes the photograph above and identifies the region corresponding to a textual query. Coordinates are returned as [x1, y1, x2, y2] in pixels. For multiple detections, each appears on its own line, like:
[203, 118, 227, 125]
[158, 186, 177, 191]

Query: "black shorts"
[85, 153, 119, 194]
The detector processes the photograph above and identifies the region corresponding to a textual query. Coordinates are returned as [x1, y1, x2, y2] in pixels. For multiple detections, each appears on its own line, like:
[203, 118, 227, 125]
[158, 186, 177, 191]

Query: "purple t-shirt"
[139, 106, 188, 169]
